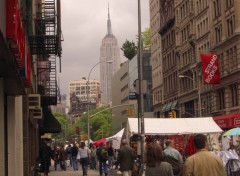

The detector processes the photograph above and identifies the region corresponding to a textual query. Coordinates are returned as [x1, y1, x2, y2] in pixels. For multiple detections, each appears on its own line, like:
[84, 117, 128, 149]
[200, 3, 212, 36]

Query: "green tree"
[52, 113, 76, 142]
[121, 40, 138, 60]
[136, 27, 151, 50]
[142, 27, 151, 50]
[74, 107, 112, 141]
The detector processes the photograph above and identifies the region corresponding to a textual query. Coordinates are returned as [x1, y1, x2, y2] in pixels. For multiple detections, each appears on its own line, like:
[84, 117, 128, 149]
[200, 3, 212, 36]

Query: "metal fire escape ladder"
[29, 0, 58, 55]
[30, 0, 58, 105]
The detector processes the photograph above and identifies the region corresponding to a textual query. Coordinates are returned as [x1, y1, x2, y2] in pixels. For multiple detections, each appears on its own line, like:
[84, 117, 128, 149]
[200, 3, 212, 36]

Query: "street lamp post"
[87, 61, 112, 146]
[179, 75, 202, 117]
[137, 0, 145, 174]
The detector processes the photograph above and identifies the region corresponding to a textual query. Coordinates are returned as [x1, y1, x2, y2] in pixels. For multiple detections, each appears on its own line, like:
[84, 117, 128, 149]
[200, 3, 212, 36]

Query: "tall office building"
[69, 78, 100, 115]
[100, 5, 120, 105]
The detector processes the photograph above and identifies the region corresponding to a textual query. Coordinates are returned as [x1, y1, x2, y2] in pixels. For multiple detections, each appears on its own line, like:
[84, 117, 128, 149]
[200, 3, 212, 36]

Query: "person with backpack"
[107, 143, 115, 169]
[97, 142, 108, 176]
[164, 140, 183, 176]
[66, 144, 72, 167]
[71, 143, 79, 171]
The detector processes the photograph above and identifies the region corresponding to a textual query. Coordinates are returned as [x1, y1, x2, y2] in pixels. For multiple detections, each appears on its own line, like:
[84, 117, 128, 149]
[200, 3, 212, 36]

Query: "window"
[214, 0, 221, 17]
[227, 16, 235, 36]
[230, 84, 238, 107]
[226, 0, 234, 9]
[217, 88, 225, 109]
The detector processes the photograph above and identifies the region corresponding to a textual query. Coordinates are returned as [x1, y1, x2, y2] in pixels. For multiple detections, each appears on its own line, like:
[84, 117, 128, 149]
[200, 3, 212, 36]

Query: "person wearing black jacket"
[97, 142, 108, 176]
[39, 140, 52, 176]
[71, 143, 79, 171]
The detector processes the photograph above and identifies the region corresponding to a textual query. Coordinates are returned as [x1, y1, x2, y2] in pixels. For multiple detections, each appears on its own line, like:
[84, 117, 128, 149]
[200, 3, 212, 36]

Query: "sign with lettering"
[201, 54, 220, 84]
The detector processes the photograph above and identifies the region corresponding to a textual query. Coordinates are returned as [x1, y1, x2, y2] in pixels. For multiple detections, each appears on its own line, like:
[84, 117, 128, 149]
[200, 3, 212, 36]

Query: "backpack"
[165, 155, 181, 175]
[100, 148, 108, 161]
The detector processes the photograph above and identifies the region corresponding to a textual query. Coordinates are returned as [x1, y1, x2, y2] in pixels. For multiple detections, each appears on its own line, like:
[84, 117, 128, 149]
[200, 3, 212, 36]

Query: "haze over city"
[59, 0, 150, 98]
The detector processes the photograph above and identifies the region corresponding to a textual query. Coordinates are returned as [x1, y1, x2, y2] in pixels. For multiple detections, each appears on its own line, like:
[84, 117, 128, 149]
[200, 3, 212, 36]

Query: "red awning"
[93, 138, 106, 147]
[213, 112, 240, 129]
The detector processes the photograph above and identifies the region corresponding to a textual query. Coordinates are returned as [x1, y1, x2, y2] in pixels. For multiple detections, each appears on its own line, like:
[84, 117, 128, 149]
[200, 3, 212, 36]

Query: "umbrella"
[223, 127, 240, 136]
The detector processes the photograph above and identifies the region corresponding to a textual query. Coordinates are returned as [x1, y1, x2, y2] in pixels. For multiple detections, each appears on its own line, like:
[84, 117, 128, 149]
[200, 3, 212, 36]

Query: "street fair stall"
[106, 128, 124, 149]
[122, 117, 223, 157]
[93, 138, 106, 147]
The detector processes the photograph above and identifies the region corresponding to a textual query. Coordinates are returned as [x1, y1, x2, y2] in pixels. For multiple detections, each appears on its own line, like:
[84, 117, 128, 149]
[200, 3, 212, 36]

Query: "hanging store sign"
[201, 54, 220, 84]
[6, 0, 32, 87]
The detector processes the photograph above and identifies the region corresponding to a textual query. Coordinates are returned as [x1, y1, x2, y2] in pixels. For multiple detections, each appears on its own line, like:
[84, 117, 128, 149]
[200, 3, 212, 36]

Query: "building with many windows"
[150, 0, 240, 123]
[150, 0, 163, 118]
[0, 0, 62, 175]
[69, 78, 100, 115]
[100, 6, 121, 105]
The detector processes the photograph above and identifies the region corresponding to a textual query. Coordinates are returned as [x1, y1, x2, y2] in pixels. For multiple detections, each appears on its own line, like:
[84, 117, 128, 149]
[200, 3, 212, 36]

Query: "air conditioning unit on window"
[29, 94, 41, 109]
[31, 108, 42, 119]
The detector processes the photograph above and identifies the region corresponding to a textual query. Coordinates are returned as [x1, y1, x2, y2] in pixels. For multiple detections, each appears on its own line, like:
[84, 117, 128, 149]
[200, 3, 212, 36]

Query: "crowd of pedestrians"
[38, 134, 228, 176]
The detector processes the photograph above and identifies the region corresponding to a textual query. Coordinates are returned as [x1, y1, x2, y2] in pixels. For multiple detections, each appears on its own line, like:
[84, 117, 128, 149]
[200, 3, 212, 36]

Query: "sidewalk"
[47, 165, 99, 176]
[47, 165, 119, 176]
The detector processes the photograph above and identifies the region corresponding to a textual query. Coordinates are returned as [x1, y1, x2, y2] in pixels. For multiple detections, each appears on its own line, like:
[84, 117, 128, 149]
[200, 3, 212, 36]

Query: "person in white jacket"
[78, 141, 91, 176]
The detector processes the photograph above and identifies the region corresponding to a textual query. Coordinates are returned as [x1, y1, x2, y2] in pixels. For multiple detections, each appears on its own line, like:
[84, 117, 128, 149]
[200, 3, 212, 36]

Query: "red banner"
[201, 54, 220, 84]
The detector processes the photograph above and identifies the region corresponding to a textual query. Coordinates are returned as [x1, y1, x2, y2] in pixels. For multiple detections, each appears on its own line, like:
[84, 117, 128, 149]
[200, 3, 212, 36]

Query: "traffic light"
[168, 111, 177, 118]
[172, 110, 176, 118]
[127, 107, 135, 116]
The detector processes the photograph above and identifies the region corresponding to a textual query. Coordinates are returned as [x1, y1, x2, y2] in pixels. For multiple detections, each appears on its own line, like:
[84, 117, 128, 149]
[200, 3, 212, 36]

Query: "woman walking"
[78, 141, 91, 176]
[145, 143, 173, 176]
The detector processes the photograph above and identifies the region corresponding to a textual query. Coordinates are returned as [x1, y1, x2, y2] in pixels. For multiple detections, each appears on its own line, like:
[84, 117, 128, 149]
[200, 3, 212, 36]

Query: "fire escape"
[29, 0, 62, 105]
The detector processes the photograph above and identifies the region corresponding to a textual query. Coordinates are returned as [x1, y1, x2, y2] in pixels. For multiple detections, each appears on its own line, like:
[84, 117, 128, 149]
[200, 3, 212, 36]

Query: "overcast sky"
[59, 0, 150, 98]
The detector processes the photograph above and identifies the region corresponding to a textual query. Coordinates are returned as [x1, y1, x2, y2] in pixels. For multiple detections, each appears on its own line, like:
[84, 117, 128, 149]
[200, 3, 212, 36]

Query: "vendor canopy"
[106, 128, 124, 142]
[126, 117, 222, 135]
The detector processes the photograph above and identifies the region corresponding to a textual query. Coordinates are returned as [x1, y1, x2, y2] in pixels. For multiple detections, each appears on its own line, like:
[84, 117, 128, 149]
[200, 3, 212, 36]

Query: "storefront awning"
[165, 102, 173, 111]
[213, 113, 240, 129]
[161, 104, 167, 112]
[39, 106, 61, 134]
[170, 100, 178, 110]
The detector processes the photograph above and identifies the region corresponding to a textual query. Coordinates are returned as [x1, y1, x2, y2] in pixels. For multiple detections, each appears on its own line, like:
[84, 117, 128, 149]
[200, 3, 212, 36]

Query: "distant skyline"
[58, 0, 150, 100]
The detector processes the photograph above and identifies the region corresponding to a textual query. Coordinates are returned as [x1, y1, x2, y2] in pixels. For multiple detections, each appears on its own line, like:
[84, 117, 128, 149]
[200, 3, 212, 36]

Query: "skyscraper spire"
[107, 2, 113, 36]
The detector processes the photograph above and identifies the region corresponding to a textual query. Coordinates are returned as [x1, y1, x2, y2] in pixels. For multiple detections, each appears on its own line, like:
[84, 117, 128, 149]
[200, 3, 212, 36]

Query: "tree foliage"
[121, 40, 138, 60]
[136, 27, 151, 50]
[141, 28, 151, 50]
[52, 107, 112, 143]
[71, 107, 112, 141]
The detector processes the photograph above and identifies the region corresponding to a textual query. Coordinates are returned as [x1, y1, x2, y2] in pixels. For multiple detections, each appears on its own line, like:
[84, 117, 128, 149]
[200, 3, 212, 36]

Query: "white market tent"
[106, 128, 124, 149]
[123, 117, 223, 141]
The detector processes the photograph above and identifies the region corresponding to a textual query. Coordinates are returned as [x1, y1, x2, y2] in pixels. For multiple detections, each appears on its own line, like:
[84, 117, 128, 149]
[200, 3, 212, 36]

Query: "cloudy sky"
[59, 0, 150, 98]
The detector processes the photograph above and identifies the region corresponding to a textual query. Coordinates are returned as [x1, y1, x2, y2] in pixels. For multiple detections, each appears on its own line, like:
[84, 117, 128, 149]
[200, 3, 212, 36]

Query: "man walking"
[39, 140, 52, 176]
[116, 139, 136, 176]
[97, 142, 108, 176]
[107, 143, 115, 169]
[185, 134, 226, 176]
[164, 140, 183, 175]
[71, 143, 79, 171]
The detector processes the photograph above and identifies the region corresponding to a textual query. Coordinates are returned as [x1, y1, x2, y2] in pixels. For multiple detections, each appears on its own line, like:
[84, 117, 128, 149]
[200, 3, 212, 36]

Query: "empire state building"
[100, 6, 120, 105]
